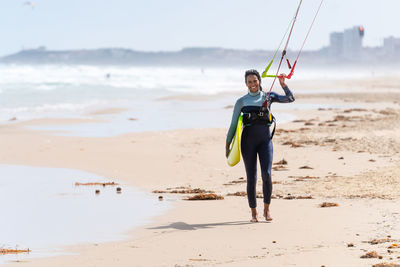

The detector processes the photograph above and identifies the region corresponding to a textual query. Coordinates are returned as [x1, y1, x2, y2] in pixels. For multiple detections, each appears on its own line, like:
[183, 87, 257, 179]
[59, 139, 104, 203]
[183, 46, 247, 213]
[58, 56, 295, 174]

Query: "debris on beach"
[377, 109, 397, 116]
[283, 194, 313, 200]
[324, 137, 338, 143]
[166, 186, 187, 190]
[366, 238, 393, 245]
[282, 141, 304, 148]
[369, 159, 376, 162]
[327, 115, 362, 123]
[271, 193, 312, 199]
[325, 173, 341, 179]
[299, 165, 313, 169]
[298, 127, 311, 131]
[184, 193, 224, 200]
[0, 248, 30, 255]
[275, 129, 296, 134]
[343, 108, 367, 113]
[289, 175, 319, 181]
[319, 202, 339, 208]
[294, 176, 319, 181]
[292, 195, 313, 199]
[230, 177, 246, 183]
[95, 189, 100, 194]
[249, 255, 266, 259]
[347, 243, 355, 247]
[158, 196, 163, 201]
[152, 186, 214, 194]
[304, 122, 314, 126]
[227, 191, 247, 197]
[128, 117, 137, 121]
[9, 117, 17, 121]
[360, 250, 381, 258]
[75, 182, 118, 187]
[223, 177, 246, 185]
[372, 263, 400, 267]
[274, 159, 288, 165]
[272, 165, 289, 171]
[116, 187, 122, 193]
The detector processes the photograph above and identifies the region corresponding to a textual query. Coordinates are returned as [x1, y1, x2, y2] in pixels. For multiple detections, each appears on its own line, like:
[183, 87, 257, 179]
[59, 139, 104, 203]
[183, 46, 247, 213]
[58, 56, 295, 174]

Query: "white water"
[0, 64, 381, 136]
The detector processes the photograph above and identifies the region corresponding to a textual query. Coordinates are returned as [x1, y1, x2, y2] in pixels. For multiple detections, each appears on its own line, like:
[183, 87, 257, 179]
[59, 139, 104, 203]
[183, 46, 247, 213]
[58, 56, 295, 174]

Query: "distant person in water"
[225, 69, 295, 222]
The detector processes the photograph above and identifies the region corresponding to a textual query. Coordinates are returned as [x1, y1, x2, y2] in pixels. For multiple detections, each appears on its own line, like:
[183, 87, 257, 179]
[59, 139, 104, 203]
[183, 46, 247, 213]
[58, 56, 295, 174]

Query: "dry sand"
[2, 76, 400, 266]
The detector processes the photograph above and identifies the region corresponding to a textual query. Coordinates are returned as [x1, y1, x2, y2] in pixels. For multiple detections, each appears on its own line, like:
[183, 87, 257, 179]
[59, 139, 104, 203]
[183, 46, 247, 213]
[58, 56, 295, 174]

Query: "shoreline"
[0, 164, 171, 265]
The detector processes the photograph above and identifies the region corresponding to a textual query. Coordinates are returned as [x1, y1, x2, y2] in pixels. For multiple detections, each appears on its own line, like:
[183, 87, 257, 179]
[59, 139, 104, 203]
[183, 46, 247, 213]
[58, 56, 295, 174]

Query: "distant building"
[329, 32, 344, 57]
[343, 26, 364, 57]
[329, 26, 364, 59]
[383, 36, 400, 55]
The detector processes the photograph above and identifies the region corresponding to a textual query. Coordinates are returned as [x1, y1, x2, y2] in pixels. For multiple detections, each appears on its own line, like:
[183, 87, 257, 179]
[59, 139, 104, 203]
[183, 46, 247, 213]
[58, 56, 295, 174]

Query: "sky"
[0, 0, 398, 56]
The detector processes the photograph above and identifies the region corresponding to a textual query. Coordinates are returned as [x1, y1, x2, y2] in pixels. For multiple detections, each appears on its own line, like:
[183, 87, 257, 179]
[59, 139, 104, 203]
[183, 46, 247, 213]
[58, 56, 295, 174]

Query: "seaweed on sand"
[185, 193, 224, 200]
[0, 248, 30, 255]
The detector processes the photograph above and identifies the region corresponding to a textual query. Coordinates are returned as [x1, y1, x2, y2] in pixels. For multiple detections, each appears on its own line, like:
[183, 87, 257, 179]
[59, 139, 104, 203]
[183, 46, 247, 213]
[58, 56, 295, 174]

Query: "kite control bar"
[263, 57, 297, 79]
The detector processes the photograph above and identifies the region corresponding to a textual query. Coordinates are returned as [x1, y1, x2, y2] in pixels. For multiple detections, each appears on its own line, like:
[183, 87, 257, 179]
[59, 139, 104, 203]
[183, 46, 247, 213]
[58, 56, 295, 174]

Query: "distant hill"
[0, 46, 394, 66]
[0, 47, 274, 66]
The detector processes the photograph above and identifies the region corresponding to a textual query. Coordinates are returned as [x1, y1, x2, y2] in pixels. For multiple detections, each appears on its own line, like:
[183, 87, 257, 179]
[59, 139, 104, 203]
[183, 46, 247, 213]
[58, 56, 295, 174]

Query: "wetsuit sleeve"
[269, 85, 295, 103]
[226, 98, 243, 144]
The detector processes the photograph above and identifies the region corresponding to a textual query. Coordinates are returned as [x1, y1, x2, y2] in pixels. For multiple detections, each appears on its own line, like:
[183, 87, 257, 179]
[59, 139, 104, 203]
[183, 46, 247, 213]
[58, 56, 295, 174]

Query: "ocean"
[0, 64, 382, 136]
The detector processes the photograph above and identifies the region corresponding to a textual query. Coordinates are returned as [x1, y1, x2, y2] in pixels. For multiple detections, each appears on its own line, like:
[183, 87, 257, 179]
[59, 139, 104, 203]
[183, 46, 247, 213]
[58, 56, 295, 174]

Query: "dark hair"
[245, 69, 262, 90]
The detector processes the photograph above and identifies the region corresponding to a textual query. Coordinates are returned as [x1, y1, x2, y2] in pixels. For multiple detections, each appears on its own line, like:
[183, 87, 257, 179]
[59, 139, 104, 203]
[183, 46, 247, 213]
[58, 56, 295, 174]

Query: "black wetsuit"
[226, 87, 295, 208]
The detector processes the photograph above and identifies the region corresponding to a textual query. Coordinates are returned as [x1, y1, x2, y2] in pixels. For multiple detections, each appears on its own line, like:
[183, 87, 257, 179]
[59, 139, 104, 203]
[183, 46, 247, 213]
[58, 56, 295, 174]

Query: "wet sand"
[0, 165, 169, 265]
[2, 76, 400, 266]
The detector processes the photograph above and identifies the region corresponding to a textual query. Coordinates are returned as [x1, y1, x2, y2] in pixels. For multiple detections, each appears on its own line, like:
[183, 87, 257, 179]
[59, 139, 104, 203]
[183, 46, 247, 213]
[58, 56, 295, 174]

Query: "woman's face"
[246, 74, 260, 93]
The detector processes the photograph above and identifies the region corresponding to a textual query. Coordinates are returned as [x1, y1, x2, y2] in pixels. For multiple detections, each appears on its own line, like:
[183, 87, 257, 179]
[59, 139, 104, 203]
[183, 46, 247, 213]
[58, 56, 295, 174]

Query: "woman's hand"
[279, 73, 287, 88]
[225, 142, 231, 158]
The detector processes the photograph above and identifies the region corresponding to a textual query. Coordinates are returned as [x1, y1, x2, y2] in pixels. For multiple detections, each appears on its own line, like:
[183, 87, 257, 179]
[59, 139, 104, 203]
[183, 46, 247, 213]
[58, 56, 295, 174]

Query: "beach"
[1, 73, 400, 266]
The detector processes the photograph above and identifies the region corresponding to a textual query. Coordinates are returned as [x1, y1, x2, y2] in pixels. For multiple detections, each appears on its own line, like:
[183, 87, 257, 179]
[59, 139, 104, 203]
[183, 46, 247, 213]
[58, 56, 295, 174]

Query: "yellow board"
[227, 115, 243, 167]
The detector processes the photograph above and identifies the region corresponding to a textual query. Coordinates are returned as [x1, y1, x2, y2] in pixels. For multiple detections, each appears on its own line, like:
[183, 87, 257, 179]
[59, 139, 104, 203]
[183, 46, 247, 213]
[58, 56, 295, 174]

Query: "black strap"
[270, 119, 276, 139]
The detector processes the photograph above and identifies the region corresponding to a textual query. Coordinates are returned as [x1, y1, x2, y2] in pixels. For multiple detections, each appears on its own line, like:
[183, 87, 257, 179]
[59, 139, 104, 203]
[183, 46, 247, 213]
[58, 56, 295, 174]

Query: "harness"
[242, 106, 277, 139]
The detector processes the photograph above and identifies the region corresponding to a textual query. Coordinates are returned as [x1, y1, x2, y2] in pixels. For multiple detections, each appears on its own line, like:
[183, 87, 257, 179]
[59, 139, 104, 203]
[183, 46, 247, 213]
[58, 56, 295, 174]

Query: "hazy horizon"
[1, 0, 400, 57]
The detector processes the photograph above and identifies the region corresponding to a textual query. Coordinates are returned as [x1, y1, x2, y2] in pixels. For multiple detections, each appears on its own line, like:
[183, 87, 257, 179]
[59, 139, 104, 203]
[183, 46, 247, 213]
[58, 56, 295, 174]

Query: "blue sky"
[0, 0, 398, 56]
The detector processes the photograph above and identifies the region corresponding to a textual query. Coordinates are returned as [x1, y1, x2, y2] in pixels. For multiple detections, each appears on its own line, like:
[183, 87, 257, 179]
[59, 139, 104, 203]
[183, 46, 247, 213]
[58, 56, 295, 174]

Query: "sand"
[2, 76, 400, 266]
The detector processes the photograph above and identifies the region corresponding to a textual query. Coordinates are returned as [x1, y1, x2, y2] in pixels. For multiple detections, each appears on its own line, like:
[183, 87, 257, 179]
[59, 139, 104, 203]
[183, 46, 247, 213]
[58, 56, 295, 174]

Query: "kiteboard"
[227, 114, 243, 167]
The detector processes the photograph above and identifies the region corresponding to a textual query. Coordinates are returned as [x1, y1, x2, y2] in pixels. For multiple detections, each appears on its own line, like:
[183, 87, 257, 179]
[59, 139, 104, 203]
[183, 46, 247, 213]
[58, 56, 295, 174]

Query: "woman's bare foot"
[264, 209, 273, 221]
[250, 208, 258, 222]
[264, 204, 273, 221]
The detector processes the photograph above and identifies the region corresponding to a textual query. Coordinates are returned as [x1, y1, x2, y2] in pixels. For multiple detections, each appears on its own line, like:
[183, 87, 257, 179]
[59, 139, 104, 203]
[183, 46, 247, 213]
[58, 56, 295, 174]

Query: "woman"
[225, 69, 295, 222]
